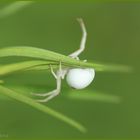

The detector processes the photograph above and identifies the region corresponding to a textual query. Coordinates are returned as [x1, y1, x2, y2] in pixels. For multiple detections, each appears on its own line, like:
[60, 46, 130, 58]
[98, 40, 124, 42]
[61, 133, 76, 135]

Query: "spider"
[33, 18, 95, 102]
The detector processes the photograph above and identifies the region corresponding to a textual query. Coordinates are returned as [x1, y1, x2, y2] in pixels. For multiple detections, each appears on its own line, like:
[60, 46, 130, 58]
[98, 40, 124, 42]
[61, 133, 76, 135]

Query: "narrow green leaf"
[0, 85, 86, 133]
[27, 64, 56, 71]
[0, 46, 131, 73]
[29, 62, 132, 73]
[0, 1, 34, 18]
[0, 60, 56, 76]
[67, 90, 121, 104]
[0, 85, 120, 104]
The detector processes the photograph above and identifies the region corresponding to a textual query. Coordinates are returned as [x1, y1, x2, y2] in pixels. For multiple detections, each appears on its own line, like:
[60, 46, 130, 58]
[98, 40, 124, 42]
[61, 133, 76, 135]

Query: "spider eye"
[66, 68, 95, 89]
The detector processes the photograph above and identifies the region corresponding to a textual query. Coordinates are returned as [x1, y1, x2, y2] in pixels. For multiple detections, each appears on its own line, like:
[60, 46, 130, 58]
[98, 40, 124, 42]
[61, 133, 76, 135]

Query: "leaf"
[0, 1, 34, 19]
[29, 62, 132, 73]
[0, 46, 132, 73]
[66, 90, 121, 104]
[0, 85, 120, 104]
[0, 85, 86, 133]
[0, 60, 57, 76]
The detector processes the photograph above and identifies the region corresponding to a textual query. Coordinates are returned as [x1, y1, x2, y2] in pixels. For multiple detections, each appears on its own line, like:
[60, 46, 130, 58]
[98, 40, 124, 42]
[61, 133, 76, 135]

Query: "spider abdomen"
[66, 68, 95, 89]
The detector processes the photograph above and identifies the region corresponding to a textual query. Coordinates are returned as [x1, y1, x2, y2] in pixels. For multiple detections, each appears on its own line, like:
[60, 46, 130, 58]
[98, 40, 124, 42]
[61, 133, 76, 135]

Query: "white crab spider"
[33, 18, 95, 102]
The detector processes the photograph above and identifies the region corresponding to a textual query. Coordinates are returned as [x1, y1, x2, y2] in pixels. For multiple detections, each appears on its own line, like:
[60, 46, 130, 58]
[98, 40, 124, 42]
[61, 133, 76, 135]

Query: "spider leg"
[57, 61, 68, 79]
[69, 18, 87, 59]
[31, 90, 55, 97]
[31, 65, 57, 97]
[50, 64, 57, 79]
[36, 77, 61, 102]
[32, 62, 62, 103]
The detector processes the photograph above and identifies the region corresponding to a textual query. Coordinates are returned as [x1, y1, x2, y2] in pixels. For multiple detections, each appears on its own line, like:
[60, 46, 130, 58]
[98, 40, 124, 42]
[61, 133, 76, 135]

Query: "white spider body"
[66, 68, 95, 89]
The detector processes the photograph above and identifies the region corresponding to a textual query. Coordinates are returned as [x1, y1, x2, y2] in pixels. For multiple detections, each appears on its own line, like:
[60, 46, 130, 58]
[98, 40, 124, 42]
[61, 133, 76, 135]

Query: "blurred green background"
[0, 1, 139, 139]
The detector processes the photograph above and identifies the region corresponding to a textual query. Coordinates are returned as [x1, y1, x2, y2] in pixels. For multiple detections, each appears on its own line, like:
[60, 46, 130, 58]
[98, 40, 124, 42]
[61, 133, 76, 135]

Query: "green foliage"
[0, 85, 86, 133]
[0, 2, 132, 133]
[0, 46, 131, 73]
[0, 60, 56, 76]
[0, 46, 131, 132]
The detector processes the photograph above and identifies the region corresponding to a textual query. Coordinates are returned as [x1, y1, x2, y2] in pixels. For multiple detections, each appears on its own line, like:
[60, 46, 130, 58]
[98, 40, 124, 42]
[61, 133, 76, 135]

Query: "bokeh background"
[0, 1, 139, 139]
